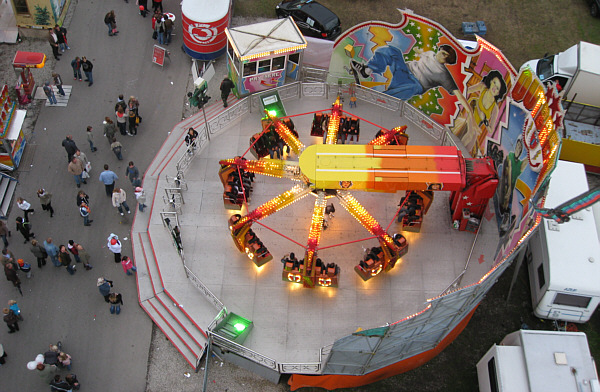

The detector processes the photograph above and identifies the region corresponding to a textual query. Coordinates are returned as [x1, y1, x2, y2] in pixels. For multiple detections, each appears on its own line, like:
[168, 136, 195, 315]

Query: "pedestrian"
[48, 28, 61, 60]
[37, 188, 54, 218]
[152, 0, 163, 13]
[54, 24, 70, 51]
[65, 374, 81, 390]
[115, 94, 126, 112]
[134, 186, 147, 212]
[30, 239, 48, 268]
[3, 263, 21, 295]
[115, 105, 127, 135]
[0, 220, 9, 248]
[77, 243, 92, 270]
[0, 344, 7, 365]
[62, 135, 78, 163]
[1, 248, 17, 269]
[76, 190, 89, 207]
[57, 352, 72, 370]
[97, 277, 113, 302]
[220, 75, 235, 107]
[44, 238, 60, 267]
[50, 374, 71, 391]
[99, 164, 118, 197]
[58, 245, 75, 275]
[127, 96, 139, 135]
[121, 256, 137, 275]
[81, 56, 93, 86]
[67, 156, 85, 188]
[3, 308, 19, 333]
[52, 72, 65, 96]
[18, 258, 32, 279]
[110, 138, 123, 160]
[139, 0, 148, 17]
[103, 117, 117, 144]
[126, 161, 140, 186]
[43, 81, 57, 105]
[79, 201, 92, 227]
[15, 217, 34, 243]
[36, 363, 58, 383]
[44, 345, 60, 365]
[164, 16, 173, 45]
[107, 234, 122, 263]
[108, 292, 123, 315]
[67, 240, 82, 264]
[154, 15, 165, 45]
[112, 187, 131, 215]
[75, 149, 90, 175]
[8, 299, 22, 320]
[70, 56, 82, 81]
[104, 10, 118, 36]
[185, 127, 199, 151]
[85, 126, 97, 152]
[16, 197, 35, 220]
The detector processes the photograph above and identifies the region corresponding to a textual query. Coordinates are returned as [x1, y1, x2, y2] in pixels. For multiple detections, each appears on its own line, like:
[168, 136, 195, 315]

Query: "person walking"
[37, 188, 54, 218]
[48, 28, 61, 60]
[103, 117, 117, 144]
[30, 239, 48, 268]
[86, 126, 97, 152]
[1, 248, 17, 269]
[65, 374, 80, 390]
[3, 263, 21, 296]
[54, 24, 70, 51]
[36, 363, 58, 383]
[43, 82, 57, 105]
[110, 138, 123, 160]
[58, 245, 75, 275]
[97, 277, 113, 302]
[0, 220, 9, 248]
[107, 234, 122, 263]
[76, 190, 89, 208]
[115, 106, 127, 135]
[152, 0, 163, 13]
[154, 15, 165, 45]
[164, 16, 173, 45]
[44, 238, 60, 267]
[75, 149, 90, 175]
[57, 352, 72, 370]
[126, 161, 140, 186]
[81, 57, 93, 86]
[77, 243, 92, 270]
[99, 164, 118, 197]
[115, 94, 126, 112]
[121, 256, 137, 275]
[127, 96, 139, 135]
[16, 197, 34, 221]
[67, 240, 82, 264]
[70, 57, 82, 81]
[134, 186, 147, 212]
[15, 217, 34, 243]
[104, 10, 118, 37]
[220, 75, 235, 108]
[108, 292, 123, 315]
[2, 308, 19, 333]
[52, 72, 65, 96]
[79, 201, 92, 227]
[8, 299, 22, 321]
[62, 135, 78, 163]
[112, 187, 131, 216]
[139, 0, 148, 16]
[68, 156, 85, 188]
[50, 374, 72, 391]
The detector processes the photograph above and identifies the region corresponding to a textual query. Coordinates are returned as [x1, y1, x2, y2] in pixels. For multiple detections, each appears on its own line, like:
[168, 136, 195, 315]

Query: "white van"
[526, 160, 600, 323]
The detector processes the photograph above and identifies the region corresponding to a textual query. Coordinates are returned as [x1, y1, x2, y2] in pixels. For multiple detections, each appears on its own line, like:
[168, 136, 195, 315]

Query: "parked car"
[275, 0, 341, 40]
[588, 0, 600, 17]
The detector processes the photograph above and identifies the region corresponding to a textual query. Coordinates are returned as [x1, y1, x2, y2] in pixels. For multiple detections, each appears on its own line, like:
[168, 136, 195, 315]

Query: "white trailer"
[477, 330, 600, 392]
[526, 160, 600, 323]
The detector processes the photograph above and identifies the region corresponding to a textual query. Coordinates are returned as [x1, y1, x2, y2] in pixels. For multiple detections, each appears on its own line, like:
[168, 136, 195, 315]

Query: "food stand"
[12, 51, 46, 106]
[225, 17, 307, 97]
[0, 85, 27, 171]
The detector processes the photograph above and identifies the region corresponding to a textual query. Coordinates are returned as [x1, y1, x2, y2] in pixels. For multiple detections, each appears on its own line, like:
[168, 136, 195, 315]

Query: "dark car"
[275, 0, 341, 40]
[589, 0, 600, 17]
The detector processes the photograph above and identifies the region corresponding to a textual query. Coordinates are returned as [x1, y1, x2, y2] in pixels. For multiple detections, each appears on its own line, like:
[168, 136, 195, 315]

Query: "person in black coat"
[220, 76, 235, 107]
[15, 217, 34, 243]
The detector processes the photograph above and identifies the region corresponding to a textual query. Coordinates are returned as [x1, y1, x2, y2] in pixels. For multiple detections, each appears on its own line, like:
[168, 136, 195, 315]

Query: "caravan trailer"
[527, 160, 600, 323]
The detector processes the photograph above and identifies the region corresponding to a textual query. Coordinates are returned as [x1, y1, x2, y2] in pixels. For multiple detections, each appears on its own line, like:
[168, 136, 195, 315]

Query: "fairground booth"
[9, 0, 71, 28]
[181, 0, 231, 60]
[0, 85, 26, 171]
[12, 51, 46, 106]
[225, 17, 307, 97]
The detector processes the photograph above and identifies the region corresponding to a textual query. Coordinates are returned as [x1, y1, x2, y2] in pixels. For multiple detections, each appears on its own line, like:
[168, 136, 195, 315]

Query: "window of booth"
[234, 56, 241, 75]
[272, 56, 285, 71]
[14, 0, 29, 13]
[289, 53, 300, 66]
[243, 62, 257, 77]
[258, 59, 271, 73]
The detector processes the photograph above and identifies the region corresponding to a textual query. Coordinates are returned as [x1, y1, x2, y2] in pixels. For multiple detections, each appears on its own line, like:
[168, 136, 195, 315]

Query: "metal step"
[132, 231, 158, 301]
[155, 290, 209, 351]
[137, 231, 165, 298]
[0, 176, 17, 218]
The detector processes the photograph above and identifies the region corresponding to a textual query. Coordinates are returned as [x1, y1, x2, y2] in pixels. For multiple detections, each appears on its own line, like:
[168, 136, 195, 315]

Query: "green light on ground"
[234, 323, 246, 332]
[268, 110, 278, 117]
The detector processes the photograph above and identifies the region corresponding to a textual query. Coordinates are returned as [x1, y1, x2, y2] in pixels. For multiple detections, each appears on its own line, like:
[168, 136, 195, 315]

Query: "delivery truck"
[521, 42, 600, 172]
[526, 160, 600, 323]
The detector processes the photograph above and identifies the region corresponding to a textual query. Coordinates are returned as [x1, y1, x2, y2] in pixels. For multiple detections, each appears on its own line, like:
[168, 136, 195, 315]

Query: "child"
[8, 299, 22, 320]
[58, 351, 72, 370]
[121, 256, 137, 275]
[134, 187, 147, 212]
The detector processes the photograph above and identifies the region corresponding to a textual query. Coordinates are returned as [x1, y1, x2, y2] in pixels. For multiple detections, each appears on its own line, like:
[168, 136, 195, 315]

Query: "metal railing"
[184, 266, 225, 313]
[208, 331, 278, 371]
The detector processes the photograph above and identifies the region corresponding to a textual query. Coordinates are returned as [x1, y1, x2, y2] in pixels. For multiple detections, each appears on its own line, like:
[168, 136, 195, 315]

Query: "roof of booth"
[226, 18, 307, 60]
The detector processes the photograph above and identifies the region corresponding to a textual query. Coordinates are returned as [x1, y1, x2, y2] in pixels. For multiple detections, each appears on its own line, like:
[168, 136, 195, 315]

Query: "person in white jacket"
[16, 197, 34, 220]
[107, 233, 122, 263]
[111, 187, 130, 216]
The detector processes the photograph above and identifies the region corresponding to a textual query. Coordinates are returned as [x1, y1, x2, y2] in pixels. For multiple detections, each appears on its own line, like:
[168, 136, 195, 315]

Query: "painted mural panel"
[327, 10, 562, 268]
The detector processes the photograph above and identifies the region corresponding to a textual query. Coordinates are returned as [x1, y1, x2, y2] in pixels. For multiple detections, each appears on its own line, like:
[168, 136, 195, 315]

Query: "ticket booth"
[13, 51, 46, 106]
[0, 85, 27, 171]
[225, 17, 307, 97]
